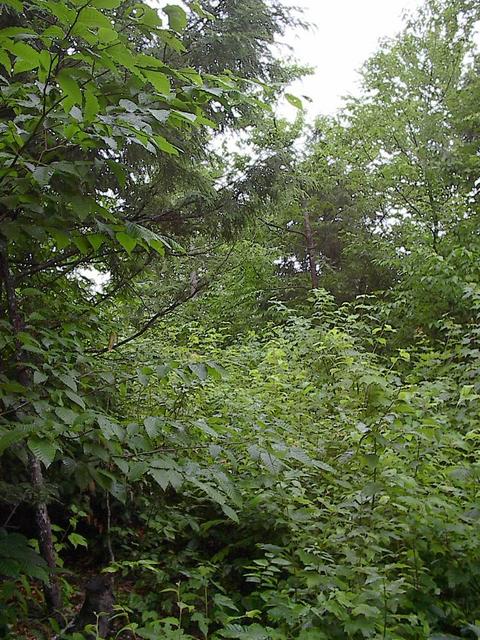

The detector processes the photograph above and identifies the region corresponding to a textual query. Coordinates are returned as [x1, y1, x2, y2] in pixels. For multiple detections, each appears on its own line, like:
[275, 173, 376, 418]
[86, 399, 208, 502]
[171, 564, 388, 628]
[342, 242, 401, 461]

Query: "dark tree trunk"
[62, 576, 114, 639]
[190, 269, 199, 295]
[303, 210, 319, 289]
[0, 234, 62, 614]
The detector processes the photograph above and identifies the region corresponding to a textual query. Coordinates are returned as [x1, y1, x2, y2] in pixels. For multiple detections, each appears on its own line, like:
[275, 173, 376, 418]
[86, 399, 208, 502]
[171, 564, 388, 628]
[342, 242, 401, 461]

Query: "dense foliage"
[1, 0, 480, 638]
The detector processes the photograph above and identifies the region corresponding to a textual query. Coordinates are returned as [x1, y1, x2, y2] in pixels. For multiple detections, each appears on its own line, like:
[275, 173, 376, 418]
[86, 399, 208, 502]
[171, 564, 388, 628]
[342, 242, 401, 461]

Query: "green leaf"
[221, 504, 239, 523]
[38, 50, 51, 71]
[285, 93, 303, 110]
[128, 461, 148, 481]
[1, 0, 23, 10]
[188, 1, 214, 20]
[149, 238, 165, 256]
[154, 135, 179, 155]
[106, 159, 126, 187]
[144, 70, 170, 95]
[32, 165, 55, 187]
[352, 604, 381, 617]
[75, 7, 113, 31]
[260, 451, 283, 474]
[28, 437, 57, 468]
[144, 416, 161, 438]
[149, 467, 182, 490]
[43, 1, 75, 24]
[59, 373, 77, 392]
[150, 468, 170, 490]
[55, 407, 78, 425]
[57, 70, 82, 107]
[11, 41, 39, 74]
[98, 416, 124, 440]
[191, 479, 225, 506]
[91, 0, 122, 7]
[0, 427, 32, 454]
[363, 453, 379, 470]
[189, 362, 207, 380]
[68, 532, 88, 549]
[214, 594, 239, 611]
[0, 50, 11, 73]
[33, 370, 48, 384]
[72, 234, 91, 254]
[49, 228, 71, 250]
[88, 233, 105, 251]
[96, 26, 118, 42]
[84, 88, 100, 124]
[106, 43, 137, 71]
[163, 4, 187, 32]
[116, 231, 137, 254]
[135, 4, 162, 28]
[65, 389, 86, 409]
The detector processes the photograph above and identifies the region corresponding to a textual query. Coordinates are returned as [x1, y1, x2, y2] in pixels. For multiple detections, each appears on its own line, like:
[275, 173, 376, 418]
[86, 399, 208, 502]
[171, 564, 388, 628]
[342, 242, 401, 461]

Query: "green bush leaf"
[163, 4, 187, 32]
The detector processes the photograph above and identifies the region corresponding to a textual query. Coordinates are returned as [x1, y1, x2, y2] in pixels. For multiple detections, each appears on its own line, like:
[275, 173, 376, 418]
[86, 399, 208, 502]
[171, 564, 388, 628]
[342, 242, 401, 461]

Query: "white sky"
[280, 0, 423, 116]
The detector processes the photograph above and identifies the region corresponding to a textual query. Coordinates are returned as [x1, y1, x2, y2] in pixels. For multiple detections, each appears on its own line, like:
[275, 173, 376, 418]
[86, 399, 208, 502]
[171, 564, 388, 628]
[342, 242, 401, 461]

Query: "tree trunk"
[303, 209, 319, 289]
[0, 235, 62, 615]
[190, 269, 199, 295]
[58, 576, 114, 639]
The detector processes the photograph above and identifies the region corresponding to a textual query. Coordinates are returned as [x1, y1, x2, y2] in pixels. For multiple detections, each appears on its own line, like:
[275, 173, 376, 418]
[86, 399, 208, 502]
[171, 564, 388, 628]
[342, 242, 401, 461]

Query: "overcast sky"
[280, 0, 423, 116]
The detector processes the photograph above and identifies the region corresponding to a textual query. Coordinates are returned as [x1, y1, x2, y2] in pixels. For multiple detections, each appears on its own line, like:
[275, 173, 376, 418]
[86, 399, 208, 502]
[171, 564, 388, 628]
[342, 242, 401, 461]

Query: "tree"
[0, 0, 293, 618]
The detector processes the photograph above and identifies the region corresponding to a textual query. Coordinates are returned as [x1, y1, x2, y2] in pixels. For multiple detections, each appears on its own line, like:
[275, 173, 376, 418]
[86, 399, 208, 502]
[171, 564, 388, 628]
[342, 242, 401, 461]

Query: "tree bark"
[60, 576, 114, 639]
[190, 269, 199, 295]
[303, 209, 319, 289]
[0, 234, 62, 614]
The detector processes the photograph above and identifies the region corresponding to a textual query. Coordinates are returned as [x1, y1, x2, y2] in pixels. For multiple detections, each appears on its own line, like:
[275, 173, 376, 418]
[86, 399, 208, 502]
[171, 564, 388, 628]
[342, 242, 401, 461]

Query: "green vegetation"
[1, 0, 480, 638]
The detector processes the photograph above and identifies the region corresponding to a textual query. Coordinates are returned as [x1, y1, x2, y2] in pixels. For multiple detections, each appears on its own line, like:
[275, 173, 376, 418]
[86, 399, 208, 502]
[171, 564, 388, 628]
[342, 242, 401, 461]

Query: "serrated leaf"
[214, 594, 239, 611]
[191, 479, 225, 506]
[65, 389, 85, 409]
[149, 108, 170, 123]
[221, 504, 239, 523]
[128, 461, 148, 481]
[260, 451, 283, 474]
[12, 41, 39, 73]
[59, 372, 77, 392]
[0, 427, 32, 454]
[189, 362, 207, 380]
[32, 165, 55, 187]
[98, 415, 124, 440]
[144, 416, 161, 438]
[33, 370, 48, 384]
[144, 70, 170, 94]
[150, 468, 170, 490]
[68, 532, 88, 549]
[28, 437, 57, 468]
[352, 604, 381, 617]
[55, 407, 77, 425]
